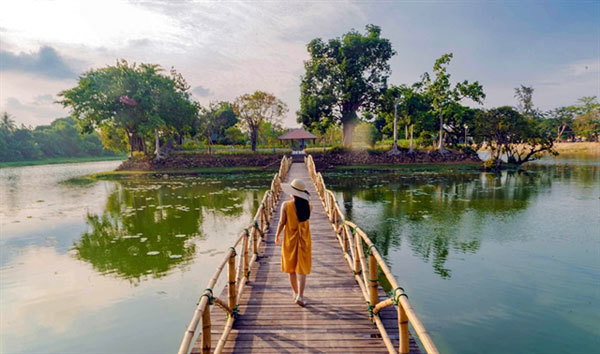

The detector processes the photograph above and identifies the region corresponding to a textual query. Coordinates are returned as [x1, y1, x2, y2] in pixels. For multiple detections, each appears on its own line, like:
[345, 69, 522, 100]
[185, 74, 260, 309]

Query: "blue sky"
[0, 0, 598, 127]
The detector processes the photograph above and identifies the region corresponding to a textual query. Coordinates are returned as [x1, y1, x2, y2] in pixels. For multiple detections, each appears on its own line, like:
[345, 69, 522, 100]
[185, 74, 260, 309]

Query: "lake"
[324, 157, 599, 353]
[1, 157, 598, 353]
[0, 161, 272, 353]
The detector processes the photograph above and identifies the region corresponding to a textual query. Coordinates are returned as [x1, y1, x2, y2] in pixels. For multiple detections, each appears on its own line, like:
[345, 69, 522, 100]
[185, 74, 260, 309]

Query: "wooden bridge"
[178, 155, 438, 354]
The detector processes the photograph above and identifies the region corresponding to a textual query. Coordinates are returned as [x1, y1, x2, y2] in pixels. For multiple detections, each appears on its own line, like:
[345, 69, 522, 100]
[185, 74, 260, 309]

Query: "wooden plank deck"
[192, 161, 420, 353]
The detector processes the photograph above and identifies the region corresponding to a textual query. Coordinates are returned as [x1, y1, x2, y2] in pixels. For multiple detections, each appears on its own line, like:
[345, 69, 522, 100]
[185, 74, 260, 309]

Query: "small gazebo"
[278, 128, 317, 151]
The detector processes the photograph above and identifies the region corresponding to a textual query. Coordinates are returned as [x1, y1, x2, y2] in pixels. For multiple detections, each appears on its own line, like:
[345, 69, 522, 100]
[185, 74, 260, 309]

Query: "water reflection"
[73, 175, 269, 282]
[324, 165, 592, 279]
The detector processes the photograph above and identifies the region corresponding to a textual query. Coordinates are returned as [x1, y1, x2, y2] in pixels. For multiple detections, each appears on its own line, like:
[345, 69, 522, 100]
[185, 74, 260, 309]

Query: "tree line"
[298, 25, 599, 168]
[4, 25, 598, 166]
[57, 60, 289, 158]
[0, 112, 117, 162]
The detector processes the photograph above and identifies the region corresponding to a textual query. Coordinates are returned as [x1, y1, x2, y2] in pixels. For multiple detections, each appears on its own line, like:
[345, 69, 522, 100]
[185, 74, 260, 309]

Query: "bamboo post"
[201, 306, 211, 354]
[369, 248, 379, 309]
[260, 205, 265, 231]
[354, 228, 362, 278]
[228, 250, 237, 311]
[399, 303, 410, 354]
[252, 226, 259, 256]
[243, 230, 249, 279]
[341, 225, 348, 253]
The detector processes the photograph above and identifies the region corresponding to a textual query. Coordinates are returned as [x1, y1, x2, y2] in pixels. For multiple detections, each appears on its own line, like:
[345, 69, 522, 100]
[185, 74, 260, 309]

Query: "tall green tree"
[474, 106, 556, 169]
[197, 101, 238, 152]
[571, 96, 600, 141]
[1, 112, 16, 133]
[541, 106, 575, 141]
[58, 60, 197, 158]
[298, 24, 395, 146]
[514, 85, 538, 118]
[378, 84, 432, 152]
[424, 53, 485, 152]
[234, 91, 288, 152]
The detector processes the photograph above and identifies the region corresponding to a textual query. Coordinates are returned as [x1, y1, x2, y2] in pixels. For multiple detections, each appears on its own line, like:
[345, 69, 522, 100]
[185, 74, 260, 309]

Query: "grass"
[553, 142, 599, 155]
[333, 162, 482, 172]
[89, 166, 277, 180]
[0, 155, 126, 168]
[175, 148, 291, 155]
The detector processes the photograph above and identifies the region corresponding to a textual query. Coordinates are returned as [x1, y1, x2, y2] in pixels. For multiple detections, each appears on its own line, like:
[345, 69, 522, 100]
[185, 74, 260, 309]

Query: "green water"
[0, 161, 272, 353]
[324, 157, 599, 353]
[1, 157, 598, 353]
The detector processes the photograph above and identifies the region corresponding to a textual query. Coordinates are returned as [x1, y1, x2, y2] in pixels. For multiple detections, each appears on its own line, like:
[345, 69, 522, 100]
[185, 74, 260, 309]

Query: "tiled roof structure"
[278, 129, 318, 140]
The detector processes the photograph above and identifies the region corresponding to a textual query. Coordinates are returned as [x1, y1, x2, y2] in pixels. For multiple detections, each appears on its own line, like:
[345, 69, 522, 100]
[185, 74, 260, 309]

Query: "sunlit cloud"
[0, 0, 596, 127]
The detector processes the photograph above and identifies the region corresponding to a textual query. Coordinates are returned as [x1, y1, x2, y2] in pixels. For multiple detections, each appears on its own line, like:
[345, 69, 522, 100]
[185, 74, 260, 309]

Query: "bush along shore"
[113, 148, 481, 174]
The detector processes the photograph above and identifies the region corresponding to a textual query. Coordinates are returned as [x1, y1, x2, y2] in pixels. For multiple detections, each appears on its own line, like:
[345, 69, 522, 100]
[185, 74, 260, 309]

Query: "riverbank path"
[191, 161, 420, 353]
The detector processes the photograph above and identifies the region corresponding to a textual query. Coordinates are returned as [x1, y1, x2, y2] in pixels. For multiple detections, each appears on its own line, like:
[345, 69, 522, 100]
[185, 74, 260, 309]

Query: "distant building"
[278, 128, 317, 151]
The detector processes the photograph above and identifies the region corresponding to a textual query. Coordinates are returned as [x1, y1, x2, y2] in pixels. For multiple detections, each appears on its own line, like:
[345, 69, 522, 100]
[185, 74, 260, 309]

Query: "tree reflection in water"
[73, 174, 270, 283]
[324, 167, 562, 279]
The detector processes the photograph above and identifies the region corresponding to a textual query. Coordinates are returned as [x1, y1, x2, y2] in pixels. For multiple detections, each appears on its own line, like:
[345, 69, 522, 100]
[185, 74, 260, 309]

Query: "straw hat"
[282, 178, 310, 201]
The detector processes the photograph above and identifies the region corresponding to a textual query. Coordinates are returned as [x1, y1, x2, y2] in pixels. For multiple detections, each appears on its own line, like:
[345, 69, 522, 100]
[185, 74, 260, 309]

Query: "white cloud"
[0, 0, 595, 127]
[0, 0, 183, 50]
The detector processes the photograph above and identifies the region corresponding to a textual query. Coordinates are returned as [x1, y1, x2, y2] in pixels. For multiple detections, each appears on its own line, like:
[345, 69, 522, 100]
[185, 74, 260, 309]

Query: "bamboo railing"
[304, 154, 439, 354]
[178, 156, 292, 354]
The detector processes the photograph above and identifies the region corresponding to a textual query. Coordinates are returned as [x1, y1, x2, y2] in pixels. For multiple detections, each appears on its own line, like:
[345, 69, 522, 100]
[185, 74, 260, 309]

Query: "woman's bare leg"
[297, 274, 307, 297]
[289, 273, 298, 295]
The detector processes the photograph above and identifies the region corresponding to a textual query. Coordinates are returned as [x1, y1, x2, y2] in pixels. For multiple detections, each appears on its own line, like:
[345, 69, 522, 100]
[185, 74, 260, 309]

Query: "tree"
[572, 96, 600, 141]
[58, 60, 197, 158]
[224, 126, 246, 145]
[424, 53, 485, 152]
[233, 91, 288, 152]
[440, 102, 480, 147]
[541, 106, 575, 142]
[1, 112, 16, 133]
[474, 106, 556, 169]
[258, 121, 286, 150]
[197, 101, 238, 152]
[99, 124, 129, 153]
[377, 84, 432, 152]
[298, 24, 395, 146]
[514, 85, 538, 118]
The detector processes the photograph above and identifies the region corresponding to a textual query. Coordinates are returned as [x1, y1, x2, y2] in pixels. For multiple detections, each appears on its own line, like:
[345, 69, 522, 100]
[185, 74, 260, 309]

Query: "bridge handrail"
[304, 154, 439, 354]
[178, 155, 293, 354]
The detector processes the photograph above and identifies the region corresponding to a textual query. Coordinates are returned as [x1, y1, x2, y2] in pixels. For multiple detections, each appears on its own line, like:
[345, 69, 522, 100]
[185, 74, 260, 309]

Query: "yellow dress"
[280, 200, 312, 275]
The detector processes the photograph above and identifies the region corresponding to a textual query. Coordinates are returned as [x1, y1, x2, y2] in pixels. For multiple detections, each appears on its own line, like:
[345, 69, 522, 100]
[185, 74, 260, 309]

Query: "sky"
[0, 0, 598, 128]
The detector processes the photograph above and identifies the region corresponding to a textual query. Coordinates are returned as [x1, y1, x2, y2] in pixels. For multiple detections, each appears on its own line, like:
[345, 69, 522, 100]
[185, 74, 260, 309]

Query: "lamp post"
[464, 124, 468, 146]
[389, 97, 402, 155]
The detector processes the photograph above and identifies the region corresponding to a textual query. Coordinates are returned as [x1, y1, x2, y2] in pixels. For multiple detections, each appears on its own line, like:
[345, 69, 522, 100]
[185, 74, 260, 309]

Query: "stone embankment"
[115, 149, 481, 172]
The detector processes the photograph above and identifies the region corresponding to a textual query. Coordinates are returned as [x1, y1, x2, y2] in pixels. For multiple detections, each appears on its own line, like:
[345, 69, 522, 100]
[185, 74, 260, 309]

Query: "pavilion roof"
[278, 128, 318, 140]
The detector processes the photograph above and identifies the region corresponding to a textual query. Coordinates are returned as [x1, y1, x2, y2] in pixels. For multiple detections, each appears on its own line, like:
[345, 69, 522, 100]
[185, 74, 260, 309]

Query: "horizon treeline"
[2, 25, 599, 164]
[0, 113, 119, 162]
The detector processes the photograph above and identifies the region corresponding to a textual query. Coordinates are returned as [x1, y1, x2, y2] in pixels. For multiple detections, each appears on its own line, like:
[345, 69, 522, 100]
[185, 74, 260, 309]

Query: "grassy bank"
[554, 142, 599, 155]
[0, 155, 126, 168]
[89, 166, 275, 180]
[333, 162, 482, 172]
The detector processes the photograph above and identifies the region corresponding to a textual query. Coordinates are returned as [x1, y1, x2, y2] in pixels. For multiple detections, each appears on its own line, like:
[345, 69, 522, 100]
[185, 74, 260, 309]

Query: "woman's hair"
[294, 197, 310, 222]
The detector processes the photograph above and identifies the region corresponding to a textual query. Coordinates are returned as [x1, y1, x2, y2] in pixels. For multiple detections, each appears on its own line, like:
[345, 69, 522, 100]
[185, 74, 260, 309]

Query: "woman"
[275, 178, 312, 307]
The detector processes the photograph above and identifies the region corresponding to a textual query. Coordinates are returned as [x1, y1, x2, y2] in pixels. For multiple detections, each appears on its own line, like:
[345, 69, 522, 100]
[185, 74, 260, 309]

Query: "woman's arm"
[275, 202, 287, 245]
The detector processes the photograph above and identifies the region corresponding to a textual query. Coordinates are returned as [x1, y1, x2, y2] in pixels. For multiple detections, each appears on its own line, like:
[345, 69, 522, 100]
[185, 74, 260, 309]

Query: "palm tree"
[1, 112, 16, 133]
